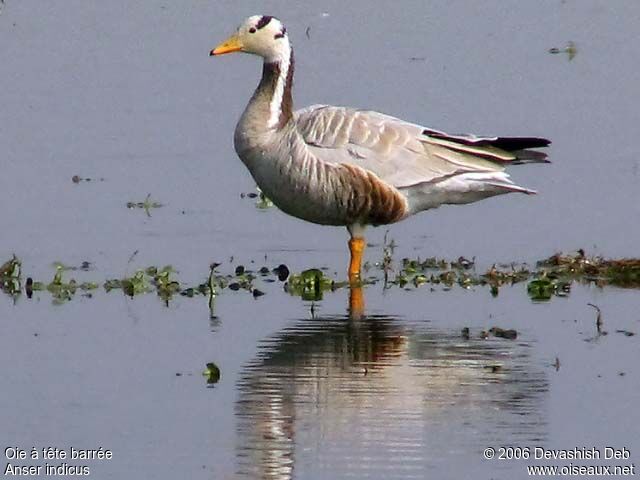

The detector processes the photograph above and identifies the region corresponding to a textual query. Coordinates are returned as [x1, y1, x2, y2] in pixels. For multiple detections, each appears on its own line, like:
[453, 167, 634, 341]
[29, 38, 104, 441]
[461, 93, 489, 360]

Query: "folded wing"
[294, 105, 550, 190]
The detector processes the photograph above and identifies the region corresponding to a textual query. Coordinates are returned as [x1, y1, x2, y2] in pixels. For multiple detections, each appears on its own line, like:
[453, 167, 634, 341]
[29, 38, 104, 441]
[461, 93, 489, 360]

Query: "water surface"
[1, 1, 639, 479]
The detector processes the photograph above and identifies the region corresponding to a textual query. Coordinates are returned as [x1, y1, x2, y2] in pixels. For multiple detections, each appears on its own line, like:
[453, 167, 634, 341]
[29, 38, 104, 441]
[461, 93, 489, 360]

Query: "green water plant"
[3, 250, 640, 305]
[548, 41, 577, 60]
[43, 265, 98, 304]
[286, 268, 335, 301]
[104, 270, 151, 296]
[202, 362, 221, 386]
[0, 255, 21, 296]
[531, 251, 640, 294]
[126, 194, 164, 216]
[149, 266, 181, 303]
[241, 186, 274, 209]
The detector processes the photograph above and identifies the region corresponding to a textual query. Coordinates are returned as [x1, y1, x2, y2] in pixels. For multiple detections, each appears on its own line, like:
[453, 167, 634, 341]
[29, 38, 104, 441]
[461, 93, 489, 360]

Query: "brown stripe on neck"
[259, 49, 294, 129]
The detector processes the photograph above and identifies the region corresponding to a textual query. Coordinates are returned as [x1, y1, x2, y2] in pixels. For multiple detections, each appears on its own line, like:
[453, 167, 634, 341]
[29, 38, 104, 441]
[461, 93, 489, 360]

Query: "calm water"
[1, 1, 639, 479]
[236, 314, 548, 479]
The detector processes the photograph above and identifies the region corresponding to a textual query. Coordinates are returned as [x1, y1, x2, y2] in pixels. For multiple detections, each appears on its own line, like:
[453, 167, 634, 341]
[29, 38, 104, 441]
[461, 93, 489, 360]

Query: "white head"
[210, 15, 290, 64]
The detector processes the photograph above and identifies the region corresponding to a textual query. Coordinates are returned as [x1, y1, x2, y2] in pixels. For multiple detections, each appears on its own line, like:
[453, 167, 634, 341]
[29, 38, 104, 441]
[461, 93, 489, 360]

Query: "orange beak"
[210, 33, 243, 56]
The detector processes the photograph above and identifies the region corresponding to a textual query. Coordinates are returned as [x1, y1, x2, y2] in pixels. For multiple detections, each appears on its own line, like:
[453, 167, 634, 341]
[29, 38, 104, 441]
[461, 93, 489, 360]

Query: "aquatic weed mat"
[2, 250, 639, 305]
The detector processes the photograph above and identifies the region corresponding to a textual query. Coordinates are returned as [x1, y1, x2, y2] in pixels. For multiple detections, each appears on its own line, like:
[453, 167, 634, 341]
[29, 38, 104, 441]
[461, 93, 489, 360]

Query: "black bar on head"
[256, 15, 273, 30]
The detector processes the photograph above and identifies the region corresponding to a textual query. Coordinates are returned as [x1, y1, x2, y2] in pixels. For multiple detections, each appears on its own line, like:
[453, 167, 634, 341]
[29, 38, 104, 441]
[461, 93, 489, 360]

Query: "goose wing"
[294, 105, 549, 189]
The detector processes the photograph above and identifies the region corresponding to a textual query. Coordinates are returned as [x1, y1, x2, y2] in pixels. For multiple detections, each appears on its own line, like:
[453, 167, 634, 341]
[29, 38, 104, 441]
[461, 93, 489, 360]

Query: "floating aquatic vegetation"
[0, 255, 21, 297]
[149, 266, 181, 303]
[240, 187, 274, 209]
[105, 265, 187, 302]
[104, 270, 152, 296]
[227, 266, 256, 292]
[483, 264, 531, 291]
[548, 41, 577, 60]
[453, 256, 474, 269]
[37, 266, 98, 304]
[389, 256, 489, 291]
[202, 362, 221, 386]
[53, 260, 92, 272]
[377, 248, 640, 301]
[2, 256, 263, 304]
[286, 268, 336, 301]
[254, 188, 274, 209]
[535, 251, 640, 289]
[526, 277, 570, 301]
[72, 175, 105, 183]
[3, 250, 640, 305]
[126, 194, 164, 216]
[2, 261, 98, 304]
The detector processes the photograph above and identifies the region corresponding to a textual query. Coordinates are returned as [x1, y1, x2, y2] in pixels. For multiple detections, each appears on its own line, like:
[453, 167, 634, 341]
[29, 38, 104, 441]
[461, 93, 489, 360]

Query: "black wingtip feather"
[490, 137, 551, 151]
[511, 149, 551, 165]
[423, 130, 551, 152]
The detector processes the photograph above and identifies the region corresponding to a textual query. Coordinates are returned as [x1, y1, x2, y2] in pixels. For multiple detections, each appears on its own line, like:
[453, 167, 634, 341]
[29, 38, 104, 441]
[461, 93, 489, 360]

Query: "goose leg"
[348, 237, 365, 280]
[347, 224, 366, 282]
[347, 225, 366, 316]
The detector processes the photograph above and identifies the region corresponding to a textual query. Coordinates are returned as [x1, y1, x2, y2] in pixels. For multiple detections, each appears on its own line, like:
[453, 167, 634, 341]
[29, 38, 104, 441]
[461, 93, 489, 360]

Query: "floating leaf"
[527, 279, 555, 301]
[287, 268, 334, 301]
[202, 362, 221, 386]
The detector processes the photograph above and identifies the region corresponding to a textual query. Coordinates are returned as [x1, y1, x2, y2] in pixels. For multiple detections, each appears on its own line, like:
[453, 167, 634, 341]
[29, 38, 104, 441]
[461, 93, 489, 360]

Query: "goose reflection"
[235, 289, 548, 479]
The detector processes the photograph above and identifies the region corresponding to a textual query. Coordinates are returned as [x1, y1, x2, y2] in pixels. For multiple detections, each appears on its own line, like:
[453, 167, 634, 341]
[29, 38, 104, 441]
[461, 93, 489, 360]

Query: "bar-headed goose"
[210, 15, 550, 282]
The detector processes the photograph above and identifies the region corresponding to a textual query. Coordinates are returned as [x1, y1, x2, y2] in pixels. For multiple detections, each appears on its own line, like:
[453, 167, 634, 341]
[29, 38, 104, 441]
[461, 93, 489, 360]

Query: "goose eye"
[249, 27, 256, 34]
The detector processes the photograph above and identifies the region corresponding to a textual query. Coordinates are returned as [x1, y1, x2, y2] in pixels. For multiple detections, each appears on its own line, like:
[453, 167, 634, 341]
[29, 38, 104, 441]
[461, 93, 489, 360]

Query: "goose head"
[210, 15, 290, 63]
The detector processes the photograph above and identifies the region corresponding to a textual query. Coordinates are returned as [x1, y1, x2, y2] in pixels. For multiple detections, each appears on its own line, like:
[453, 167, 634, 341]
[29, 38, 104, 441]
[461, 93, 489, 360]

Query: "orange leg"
[348, 237, 366, 282]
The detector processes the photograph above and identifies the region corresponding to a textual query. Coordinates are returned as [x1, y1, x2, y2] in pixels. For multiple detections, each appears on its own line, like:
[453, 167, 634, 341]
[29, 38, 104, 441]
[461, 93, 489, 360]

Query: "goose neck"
[256, 45, 294, 130]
